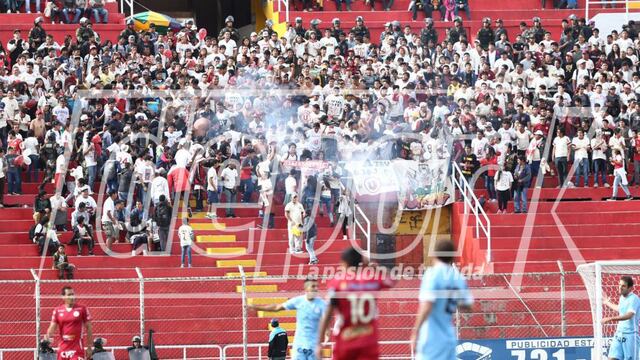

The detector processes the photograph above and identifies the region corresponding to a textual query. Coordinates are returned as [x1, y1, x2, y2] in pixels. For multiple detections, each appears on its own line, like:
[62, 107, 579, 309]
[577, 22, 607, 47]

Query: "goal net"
[577, 261, 640, 360]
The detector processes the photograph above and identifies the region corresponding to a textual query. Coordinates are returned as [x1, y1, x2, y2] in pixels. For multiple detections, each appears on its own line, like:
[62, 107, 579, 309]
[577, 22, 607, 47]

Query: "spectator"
[49, 192, 67, 231]
[0, 148, 5, 207]
[571, 128, 591, 187]
[153, 195, 172, 252]
[303, 212, 318, 264]
[609, 149, 633, 200]
[552, 128, 571, 188]
[284, 193, 305, 254]
[178, 217, 193, 268]
[494, 167, 514, 214]
[71, 202, 90, 228]
[513, 155, 531, 213]
[480, 147, 498, 201]
[33, 189, 51, 224]
[26, 0, 42, 13]
[72, 215, 94, 256]
[5, 146, 21, 195]
[337, 189, 352, 240]
[284, 169, 297, 205]
[62, 0, 81, 24]
[267, 319, 287, 360]
[74, 188, 96, 221]
[258, 171, 273, 218]
[89, 0, 107, 24]
[220, 163, 238, 218]
[102, 189, 119, 249]
[52, 244, 73, 279]
[206, 160, 219, 219]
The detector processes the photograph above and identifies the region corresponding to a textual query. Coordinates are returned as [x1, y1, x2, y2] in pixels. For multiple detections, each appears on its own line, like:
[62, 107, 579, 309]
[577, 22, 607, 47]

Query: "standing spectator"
[178, 217, 193, 268]
[73, 216, 94, 256]
[52, 244, 73, 279]
[240, 148, 257, 203]
[552, 128, 571, 188]
[319, 179, 334, 226]
[572, 129, 591, 187]
[632, 131, 640, 187]
[89, 0, 107, 24]
[526, 130, 545, 186]
[0, 148, 6, 207]
[101, 190, 119, 249]
[267, 319, 287, 360]
[22, 132, 39, 182]
[117, 161, 133, 202]
[592, 129, 609, 188]
[82, 131, 97, 191]
[480, 147, 498, 201]
[284, 169, 297, 205]
[5, 146, 21, 195]
[284, 193, 305, 254]
[149, 169, 169, 206]
[337, 189, 352, 240]
[153, 194, 172, 252]
[49, 192, 67, 231]
[206, 162, 219, 219]
[220, 163, 238, 218]
[494, 167, 514, 214]
[609, 149, 633, 201]
[513, 155, 531, 213]
[303, 212, 318, 264]
[258, 171, 273, 218]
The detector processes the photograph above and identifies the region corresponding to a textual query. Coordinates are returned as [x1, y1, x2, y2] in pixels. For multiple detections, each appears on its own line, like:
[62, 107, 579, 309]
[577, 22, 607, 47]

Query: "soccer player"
[248, 276, 326, 360]
[411, 240, 474, 360]
[316, 247, 394, 360]
[603, 276, 640, 360]
[46, 286, 93, 360]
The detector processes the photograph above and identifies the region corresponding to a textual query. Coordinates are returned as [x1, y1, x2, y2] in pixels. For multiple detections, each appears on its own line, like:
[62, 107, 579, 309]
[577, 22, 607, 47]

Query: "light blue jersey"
[283, 295, 326, 351]
[416, 263, 473, 360]
[608, 293, 640, 360]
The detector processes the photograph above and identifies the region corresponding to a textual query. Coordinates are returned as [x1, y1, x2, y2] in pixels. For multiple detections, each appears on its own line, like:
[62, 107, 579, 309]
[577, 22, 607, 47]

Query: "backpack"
[154, 204, 171, 227]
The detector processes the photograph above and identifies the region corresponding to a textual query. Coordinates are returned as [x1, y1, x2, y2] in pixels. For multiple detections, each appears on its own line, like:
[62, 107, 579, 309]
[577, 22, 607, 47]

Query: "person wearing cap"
[127, 335, 150, 359]
[351, 16, 370, 40]
[266, 319, 288, 360]
[259, 19, 276, 40]
[249, 277, 325, 360]
[493, 19, 507, 42]
[476, 18, 494, 50]
[218, 15, 240, 43]
[28, 17, 46, 52]
[330, 18, 345, 39]
[305, 19, 322, 39]
[292, 16, 306, 38]
[119, 18, 138, 42]
[532, 17, 546, 43]
[446, 17, 467, 43]
[420, 18, 438, 45]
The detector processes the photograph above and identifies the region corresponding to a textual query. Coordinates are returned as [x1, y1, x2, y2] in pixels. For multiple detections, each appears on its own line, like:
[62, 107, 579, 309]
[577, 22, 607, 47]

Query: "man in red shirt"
[46, 286, 93, 360]
[316, 247, 394, 360]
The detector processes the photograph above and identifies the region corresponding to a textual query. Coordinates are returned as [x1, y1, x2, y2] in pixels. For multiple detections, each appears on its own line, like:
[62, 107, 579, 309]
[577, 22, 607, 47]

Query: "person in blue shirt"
[411, 240, 474, 360]
[603, 276, 640, 360]
[268, 319, 288, 360]
[249, 277, 326, 360]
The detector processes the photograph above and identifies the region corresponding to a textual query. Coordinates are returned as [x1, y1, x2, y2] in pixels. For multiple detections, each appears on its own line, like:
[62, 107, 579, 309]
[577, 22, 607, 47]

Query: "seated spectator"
[62, 0, 82, 24]
[25, 0, 42, 13]
[72, 215, 94, 256]
[89, 0, 107, 23]
[33, 190, 51, 224]
[51, 244, 74, 279]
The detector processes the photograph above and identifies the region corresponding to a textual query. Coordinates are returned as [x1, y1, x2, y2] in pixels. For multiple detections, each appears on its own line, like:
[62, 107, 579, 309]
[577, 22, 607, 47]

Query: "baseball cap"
[132, 336, 141, 342]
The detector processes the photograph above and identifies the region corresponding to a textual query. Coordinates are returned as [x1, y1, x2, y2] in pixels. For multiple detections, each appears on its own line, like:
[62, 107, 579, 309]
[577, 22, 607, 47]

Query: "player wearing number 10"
[411, 240, 474, 360]
[316, 247, 395, 360]
[603, 276, 640, 360]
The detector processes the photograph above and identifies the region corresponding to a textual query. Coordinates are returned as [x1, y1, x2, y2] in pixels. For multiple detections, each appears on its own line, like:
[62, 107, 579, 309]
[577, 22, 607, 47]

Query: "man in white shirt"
[591, 129, 609, 188]
[571, 129, 591, 187]
[220, 163, 238, 218]
[471, 131, 489, 159]
[552, 128, 571, 188]
[149, 170, 170, 206]
[206, 165, 219, 219]
[284, 193, 305, 254]
[51, 98, 70, 126]
[101, 190, 119, 249]
[284, 169, 297, 205]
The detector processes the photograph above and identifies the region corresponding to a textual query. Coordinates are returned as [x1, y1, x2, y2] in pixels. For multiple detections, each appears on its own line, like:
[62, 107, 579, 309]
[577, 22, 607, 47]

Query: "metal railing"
[585, 0, 640, 22]
[353, 202, 372, 258]
[276, 0, 290, 23]
[222, 341, 413, 360]
[119, 0, 134, 18]
[451, 162, 492, 262]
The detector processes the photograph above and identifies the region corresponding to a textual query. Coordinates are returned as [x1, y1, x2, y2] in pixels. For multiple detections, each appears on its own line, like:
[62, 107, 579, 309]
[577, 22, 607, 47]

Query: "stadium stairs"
[0, 170, 420, 359]
[0, 1, 124, 45]
[269, 0, 624, 43]
[452, 172, 640, 339]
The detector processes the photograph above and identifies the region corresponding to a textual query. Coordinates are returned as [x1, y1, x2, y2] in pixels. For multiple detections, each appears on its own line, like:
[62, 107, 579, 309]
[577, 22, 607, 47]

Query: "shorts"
[57, 341, 85, 360]
[608, 333, 640, 360]
[207, 190, 219, 204]
[102, 221, 117, 239]
[332, 342, 379, 360]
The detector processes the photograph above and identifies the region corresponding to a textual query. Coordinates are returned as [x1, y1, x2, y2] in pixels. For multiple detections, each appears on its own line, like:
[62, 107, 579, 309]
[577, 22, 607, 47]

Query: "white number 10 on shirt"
[347, 293, 376, 325]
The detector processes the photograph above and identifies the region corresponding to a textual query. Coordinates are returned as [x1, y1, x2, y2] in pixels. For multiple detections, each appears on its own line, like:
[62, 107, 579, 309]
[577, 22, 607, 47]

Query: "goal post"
[577, 261, 640, 360]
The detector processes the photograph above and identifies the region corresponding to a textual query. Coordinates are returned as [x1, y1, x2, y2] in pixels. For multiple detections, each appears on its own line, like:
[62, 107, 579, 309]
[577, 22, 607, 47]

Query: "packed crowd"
[5, 7, 638, 272]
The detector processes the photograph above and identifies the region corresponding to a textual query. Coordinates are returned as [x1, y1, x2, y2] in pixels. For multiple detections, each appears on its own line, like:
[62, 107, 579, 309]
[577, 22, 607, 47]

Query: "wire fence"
[0, 268, 593, 359]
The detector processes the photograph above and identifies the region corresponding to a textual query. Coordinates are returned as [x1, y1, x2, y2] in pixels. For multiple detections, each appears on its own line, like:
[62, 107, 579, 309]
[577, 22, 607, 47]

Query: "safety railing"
[451, 162, 492, 262]
[222, 341, 413, 360]
[353, 202, 372, 258]
[585, 0, 640, 22]
[276, 0, 290, 23]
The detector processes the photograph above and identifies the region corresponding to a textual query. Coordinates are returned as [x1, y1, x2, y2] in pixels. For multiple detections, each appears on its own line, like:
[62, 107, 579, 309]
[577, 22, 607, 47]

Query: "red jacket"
[168, 166, 190, 193]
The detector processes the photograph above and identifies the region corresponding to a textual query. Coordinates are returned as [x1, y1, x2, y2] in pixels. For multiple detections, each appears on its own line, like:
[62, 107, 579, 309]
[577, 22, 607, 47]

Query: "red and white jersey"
[51, 304, 91, 360]
[327, 271, 393, 352]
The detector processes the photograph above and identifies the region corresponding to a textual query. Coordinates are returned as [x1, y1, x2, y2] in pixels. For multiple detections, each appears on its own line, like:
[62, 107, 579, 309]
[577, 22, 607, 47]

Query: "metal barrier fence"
[0, 269, 589, 359]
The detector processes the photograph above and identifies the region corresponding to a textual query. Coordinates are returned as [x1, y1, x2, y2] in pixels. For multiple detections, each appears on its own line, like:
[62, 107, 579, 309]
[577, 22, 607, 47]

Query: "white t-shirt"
[207, 167, 218, 192]
[83, 142, 97, 167]
[284, 201, 305, 226]
[471, 137, 488, 158]
[221, 167, 238, 189]
[553, 136, 571, 158]
[495, 171, 514, 191]
[101, 196, 115, 223]
[591, 137, 608, 160]
[515, 130, 532, 151]
[52, 105, 69, 125]
[285, 175, 297, 194]
[572, 136, 590, 160]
